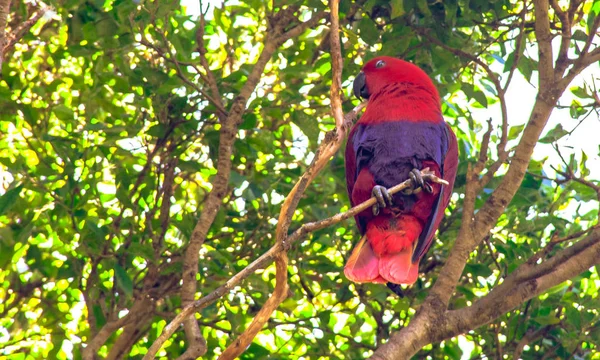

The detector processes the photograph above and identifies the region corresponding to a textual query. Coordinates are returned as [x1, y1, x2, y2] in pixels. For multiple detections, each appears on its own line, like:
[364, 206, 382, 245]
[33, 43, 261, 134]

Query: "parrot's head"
[353, 56, 438, 101]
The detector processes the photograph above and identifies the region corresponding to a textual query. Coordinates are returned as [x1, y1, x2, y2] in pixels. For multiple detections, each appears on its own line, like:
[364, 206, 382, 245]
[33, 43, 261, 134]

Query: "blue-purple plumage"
[350, 121, 450, 191]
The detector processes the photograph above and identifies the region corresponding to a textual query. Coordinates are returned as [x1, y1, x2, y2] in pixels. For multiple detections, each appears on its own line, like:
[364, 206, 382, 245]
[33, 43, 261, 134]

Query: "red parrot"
[344, 56, 458, 287]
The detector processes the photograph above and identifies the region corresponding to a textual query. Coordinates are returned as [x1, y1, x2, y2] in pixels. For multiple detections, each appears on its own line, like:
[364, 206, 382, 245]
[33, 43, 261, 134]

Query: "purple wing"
[345, 126, 358, 207]
[412, 122, 458, 261]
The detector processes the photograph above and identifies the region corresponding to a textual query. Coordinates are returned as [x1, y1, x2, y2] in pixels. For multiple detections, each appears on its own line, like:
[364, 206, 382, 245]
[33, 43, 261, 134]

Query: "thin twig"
[503, 2, 529, 91]
[196, 4, 225, 121]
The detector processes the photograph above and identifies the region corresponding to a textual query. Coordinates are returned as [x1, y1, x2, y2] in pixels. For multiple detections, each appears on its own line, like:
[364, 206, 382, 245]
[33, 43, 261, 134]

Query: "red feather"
[344, 56, 459, 285]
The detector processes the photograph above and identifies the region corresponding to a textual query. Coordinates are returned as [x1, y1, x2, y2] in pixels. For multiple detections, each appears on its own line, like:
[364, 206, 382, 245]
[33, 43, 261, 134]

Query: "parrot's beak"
[353, 71, 370, 100]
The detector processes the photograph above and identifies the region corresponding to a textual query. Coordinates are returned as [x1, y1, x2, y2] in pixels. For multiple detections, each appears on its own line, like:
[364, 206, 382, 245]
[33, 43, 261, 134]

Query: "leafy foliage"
[0, 0, 599, 359]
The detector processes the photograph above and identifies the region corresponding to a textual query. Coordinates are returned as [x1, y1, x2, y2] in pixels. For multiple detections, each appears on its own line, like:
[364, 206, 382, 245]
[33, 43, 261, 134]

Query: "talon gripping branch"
[344, 56, 458, 286]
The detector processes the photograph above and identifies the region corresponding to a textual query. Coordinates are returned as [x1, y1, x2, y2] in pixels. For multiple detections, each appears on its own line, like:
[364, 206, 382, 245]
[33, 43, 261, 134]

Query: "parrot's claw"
[403, 168, 433, 195]
[386, 282, 404, 297]
[372, 185, 393, 216]
[423, 182, 433, 193]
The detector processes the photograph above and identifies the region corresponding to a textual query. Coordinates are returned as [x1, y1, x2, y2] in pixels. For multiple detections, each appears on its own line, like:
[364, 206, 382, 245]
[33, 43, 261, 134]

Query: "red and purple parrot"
[344, 56, 458, 287]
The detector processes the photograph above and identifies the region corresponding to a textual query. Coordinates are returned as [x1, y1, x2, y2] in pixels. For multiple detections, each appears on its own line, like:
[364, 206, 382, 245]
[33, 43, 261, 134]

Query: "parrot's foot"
[386, 282, 404, 297]
[402, 168, 433, 195]
[372, 185, 393, 216]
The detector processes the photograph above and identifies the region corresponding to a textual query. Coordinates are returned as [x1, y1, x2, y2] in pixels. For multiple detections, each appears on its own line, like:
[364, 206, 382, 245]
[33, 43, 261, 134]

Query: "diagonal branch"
[138, 30, 228, 119]
[4, 5, 51, 52]
[558, 14, 600, 89]
[83, 298, 155, 360]
[0, 0, 12, 67]
[503, 2, 529, 92]
[550, 0, 572, 76]
[513, 325, 554, 359]
[443, 228, 600, 339]
[371, 228, 600, 359]
[0, 1, 52, 69]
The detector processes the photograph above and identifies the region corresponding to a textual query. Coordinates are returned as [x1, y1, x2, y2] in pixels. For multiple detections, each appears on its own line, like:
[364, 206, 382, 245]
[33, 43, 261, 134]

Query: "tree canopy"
[0, 0, 599, 359]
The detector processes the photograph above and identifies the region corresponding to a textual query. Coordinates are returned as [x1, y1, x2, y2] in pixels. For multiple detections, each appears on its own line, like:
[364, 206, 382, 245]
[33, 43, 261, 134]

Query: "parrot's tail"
[344, 215, 422, 285]
[344, 235, 386, 284]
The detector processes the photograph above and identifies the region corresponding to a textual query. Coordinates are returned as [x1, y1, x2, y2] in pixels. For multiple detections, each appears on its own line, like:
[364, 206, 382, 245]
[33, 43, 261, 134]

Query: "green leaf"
[564, 305, 581, 329]
[570, 86, 589, 99]
[240, 113, 257, 130]
[517, 56, 537, 82]
[0, 184, 23, 216]
[539, 124, 569, 143]
[291, 110, 320, 147]
[390, 0, 405, 18]
[358, 17, 380, 44]
[240, 343, 270, 359]
[53, 104, 75, 120]
[465, 263, 493, 278]
[508, 124, 525, 140]
[114, 264, 134, 298]
[462, 84, 488, 108]
[534, 315, 561, 325]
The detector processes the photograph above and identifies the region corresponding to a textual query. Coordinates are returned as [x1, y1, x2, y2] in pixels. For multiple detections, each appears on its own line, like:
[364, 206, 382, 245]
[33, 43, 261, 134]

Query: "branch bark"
[371, 229, 600, 359]
[513, 325, 552, 359]
[196, 7, 225, 120]
[0, 1, 51, 69]
[83, 297, 155, 360]
[0, 0, 11, 68]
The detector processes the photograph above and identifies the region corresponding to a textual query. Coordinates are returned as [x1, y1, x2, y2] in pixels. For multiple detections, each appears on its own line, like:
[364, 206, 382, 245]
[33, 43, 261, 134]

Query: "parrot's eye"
[375, 60, 386, 68]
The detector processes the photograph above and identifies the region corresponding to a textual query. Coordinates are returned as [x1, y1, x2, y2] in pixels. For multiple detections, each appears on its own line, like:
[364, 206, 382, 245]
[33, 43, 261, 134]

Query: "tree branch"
[550, 0, 572, 76]
[503, 3, 529, 92]
[533, 0, 554, 88]
[0, 0, 12, 68]
[83, 298, 155, 360]
[514, 325, 552, 358]
[371, 228, 600, 359]
[3, 5, 50, 53]
[445, 229, 600, 337]
[558, 13, 600, 89]
[138, 31, 228, 119]
[0, 1, 51, 69]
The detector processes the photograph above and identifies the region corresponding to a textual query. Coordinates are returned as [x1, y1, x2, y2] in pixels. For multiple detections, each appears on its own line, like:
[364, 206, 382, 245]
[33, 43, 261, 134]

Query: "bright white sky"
[484, 62, 600, 178]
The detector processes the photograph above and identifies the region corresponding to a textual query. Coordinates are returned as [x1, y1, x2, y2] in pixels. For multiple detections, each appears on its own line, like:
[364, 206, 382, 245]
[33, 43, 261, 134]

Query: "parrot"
[343, 56, 458, 288]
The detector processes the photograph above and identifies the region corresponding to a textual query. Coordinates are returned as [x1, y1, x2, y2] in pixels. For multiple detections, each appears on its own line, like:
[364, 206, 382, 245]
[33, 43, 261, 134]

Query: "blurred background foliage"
[0, 0, 599, 358]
